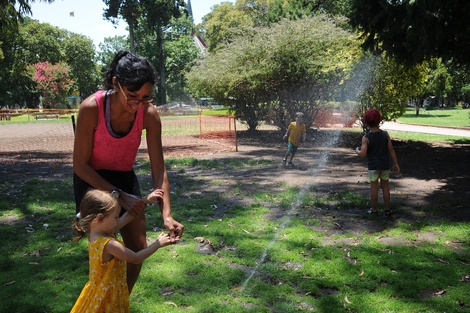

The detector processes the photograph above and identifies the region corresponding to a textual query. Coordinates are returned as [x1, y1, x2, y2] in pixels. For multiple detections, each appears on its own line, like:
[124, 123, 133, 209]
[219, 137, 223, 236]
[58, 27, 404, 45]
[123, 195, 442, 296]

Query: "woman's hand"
[119, 192, 147, 216]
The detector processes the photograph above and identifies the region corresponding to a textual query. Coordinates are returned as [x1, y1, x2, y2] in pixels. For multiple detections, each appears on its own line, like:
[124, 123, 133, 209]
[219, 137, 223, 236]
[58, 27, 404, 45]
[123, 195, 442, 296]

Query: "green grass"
[398, 107, 470, 127]
[1, 158, 469, 313]
[201, 108, 231, 115]
[343, 127, 470, 144]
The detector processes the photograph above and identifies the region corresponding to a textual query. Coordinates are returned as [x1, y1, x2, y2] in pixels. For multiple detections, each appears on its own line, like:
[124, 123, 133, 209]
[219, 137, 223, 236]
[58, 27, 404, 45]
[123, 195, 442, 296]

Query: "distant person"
[355, 109, 400, 215]
[71, 189, 175, 313]
[282, 112, 307, 166]
[73, 50, 184, 293]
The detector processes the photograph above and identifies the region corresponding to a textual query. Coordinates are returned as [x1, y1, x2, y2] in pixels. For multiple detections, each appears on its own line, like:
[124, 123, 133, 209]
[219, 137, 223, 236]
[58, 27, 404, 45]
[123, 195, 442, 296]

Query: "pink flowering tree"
[26, 61, 75, 108]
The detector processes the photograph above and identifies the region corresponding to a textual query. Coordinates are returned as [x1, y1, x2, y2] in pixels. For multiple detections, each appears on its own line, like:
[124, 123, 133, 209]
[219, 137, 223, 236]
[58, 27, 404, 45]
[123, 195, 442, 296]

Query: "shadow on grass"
[1, 130, 469, 312]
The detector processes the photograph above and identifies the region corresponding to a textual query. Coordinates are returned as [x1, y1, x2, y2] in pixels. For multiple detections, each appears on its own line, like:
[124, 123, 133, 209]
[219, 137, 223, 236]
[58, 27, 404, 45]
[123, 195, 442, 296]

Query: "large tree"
[103, 0, 186, 105]
[63, 34, 100, 98]
[355, 54, 428, 128]
[200, 0, 352, 52]
[0, 0, 54, 56]
[0, 18, 97, 107]
[348, 0, 470, 66]
[187, 16, 361, 131]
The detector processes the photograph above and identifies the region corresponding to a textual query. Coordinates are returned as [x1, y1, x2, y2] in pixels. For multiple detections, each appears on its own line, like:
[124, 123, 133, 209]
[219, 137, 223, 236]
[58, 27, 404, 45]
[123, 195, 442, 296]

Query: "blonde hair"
[72, 189, 118, 242]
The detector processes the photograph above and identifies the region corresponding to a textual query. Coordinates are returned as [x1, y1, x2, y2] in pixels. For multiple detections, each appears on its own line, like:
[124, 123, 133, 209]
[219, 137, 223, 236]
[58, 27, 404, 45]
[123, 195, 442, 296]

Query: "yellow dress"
[71, 235, 129, 313]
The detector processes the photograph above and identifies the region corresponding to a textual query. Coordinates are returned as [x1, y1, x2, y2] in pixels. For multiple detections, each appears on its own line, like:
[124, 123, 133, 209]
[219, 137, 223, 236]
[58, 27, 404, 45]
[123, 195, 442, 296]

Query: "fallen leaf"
[242, 229, 251, 234]
[4, 281, 16, 286]
[359, 269, 364, 277]
[434, 290, 446, 296]
[460, 274, 470, 282]
[163, 301, 178, 308]
[344, 296, 352, 304]
[194, 237, 205, 243]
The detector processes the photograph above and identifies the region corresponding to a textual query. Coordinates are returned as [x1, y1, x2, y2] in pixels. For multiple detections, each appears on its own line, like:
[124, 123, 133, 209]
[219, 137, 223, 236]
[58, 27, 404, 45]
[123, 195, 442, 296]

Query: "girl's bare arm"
[104, 232, 175, 264]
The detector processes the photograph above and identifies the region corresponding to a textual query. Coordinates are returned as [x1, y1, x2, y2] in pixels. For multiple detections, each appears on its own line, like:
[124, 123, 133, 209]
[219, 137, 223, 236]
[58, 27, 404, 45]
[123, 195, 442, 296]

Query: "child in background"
[282, 112, 307, 166]
[355, 109, 400, 215]
[71, 189, 176, 313]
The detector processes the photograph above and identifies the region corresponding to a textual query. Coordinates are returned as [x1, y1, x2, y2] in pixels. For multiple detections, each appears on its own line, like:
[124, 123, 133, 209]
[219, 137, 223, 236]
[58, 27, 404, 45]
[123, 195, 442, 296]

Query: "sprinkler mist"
[239, 57, 375, 292]
[240, 129, 342, 290]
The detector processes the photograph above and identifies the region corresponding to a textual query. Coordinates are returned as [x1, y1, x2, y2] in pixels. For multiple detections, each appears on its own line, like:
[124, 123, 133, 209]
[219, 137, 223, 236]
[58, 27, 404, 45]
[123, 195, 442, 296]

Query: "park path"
[382, 121, 470, 137]
[1, 121, 469, 155]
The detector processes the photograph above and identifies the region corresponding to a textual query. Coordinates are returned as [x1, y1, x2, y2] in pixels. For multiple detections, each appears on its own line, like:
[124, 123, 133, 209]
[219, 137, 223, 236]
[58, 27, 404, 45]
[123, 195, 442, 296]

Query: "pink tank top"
[90, 90, 144, 171]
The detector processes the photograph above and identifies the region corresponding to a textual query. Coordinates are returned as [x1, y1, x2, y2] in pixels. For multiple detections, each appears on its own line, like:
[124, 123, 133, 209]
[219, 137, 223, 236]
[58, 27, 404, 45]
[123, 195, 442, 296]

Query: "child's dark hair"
[103, 50, 157, 91]
[72, 189, 119, 242]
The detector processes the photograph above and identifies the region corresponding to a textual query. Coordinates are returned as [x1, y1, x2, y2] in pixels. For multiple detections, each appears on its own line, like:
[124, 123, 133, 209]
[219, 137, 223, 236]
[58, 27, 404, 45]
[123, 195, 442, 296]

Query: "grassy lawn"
[398, 107, 470, 128]
[342, 127, 470, 144]
[1, 158, 468, 313]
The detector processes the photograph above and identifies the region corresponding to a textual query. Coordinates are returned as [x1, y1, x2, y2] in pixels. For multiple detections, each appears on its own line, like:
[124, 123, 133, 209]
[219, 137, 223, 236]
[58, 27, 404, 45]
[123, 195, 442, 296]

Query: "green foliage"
[348, 0, 470, 66]
[355, 55, 428, 127]
[62, 34, 100, 97]
[201, 0, 353, 52]
[187, 16, 361, 131]
[163, 17, 201, 102]
[0, 17, 97, 107]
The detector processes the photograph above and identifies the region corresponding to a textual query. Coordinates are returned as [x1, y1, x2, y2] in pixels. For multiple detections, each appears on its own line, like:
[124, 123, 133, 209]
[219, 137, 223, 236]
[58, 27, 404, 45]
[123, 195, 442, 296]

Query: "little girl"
[71, 189, 175, 313]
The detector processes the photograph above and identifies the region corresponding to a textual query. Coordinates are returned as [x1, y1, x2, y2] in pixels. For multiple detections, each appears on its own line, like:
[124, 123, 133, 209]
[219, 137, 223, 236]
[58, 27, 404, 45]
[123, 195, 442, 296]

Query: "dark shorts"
[73, 169, 141, 214]
[288, 142, 298, 153]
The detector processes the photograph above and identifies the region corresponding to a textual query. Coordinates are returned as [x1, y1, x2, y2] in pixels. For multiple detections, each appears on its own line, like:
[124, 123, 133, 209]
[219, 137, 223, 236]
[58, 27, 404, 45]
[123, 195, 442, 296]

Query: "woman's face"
[117, 82, 155, 112]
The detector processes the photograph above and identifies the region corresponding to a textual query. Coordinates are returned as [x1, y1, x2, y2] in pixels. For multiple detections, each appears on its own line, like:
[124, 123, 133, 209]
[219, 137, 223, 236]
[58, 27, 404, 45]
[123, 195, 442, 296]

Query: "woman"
[73, 50, 184, 293]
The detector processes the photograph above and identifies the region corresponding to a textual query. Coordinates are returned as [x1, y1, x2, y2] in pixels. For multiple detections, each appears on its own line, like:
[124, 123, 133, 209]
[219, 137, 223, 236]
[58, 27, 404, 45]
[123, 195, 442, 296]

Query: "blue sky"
[29, 0, 233, 48]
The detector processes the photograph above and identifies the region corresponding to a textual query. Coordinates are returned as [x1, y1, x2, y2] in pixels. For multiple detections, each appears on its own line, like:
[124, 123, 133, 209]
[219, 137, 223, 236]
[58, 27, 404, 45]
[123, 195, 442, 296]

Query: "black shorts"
[73, 169, 141, 214]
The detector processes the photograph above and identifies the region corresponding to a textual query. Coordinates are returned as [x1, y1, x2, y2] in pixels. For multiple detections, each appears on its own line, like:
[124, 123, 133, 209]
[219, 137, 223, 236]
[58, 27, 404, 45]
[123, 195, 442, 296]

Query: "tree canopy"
[187, 15, 361, 131]
[0, 18, 97, 107]
[348, 0, 470, 66]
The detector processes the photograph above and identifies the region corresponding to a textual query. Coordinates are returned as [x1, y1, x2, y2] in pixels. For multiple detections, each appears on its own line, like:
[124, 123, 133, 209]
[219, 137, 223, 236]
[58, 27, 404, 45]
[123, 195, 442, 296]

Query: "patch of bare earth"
[1, 124, 470, 238]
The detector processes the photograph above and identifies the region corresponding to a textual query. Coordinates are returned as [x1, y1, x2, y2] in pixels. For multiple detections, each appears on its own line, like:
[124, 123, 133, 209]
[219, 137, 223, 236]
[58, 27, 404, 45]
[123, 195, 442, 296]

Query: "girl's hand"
[157, 232, 175, 248]
[144, 188, 165, 205]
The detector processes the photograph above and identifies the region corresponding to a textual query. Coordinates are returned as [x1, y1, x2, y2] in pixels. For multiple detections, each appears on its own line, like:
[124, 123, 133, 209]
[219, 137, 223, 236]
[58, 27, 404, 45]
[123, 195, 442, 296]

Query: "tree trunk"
[128, 17, 136, 54]
[156, 26, 166, 105]
[415, 98, 421, 116]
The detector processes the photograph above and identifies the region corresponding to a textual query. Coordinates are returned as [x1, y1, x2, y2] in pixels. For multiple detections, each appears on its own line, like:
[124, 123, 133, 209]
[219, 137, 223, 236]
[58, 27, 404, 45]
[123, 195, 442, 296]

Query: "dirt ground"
[1, 123, 469, 229]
